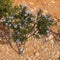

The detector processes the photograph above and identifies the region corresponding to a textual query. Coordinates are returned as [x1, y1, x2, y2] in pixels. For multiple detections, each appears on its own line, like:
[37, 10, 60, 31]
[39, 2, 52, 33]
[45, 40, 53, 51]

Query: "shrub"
[1, 4, 34, 54]
[0, 1, 53, 54]
[2, 5, 34, 42]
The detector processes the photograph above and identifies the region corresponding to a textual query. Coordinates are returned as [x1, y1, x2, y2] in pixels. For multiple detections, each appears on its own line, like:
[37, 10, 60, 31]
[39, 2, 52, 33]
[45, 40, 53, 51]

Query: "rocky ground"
[0, 0, 60, 60]
[0, 35, 60, 60]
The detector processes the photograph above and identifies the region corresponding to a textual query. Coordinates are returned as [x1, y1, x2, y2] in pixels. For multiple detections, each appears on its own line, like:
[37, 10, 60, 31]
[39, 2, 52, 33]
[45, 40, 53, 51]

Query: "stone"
[48, 34, 54, 40]
[29, 2, 34, 5]
[35, 52, 39, 57]
[50, 25, 59, 33]
[50, 39, 54, 44]
[57, 22, 60, 26]
[40, 46, 44, 51]
[26, 57, 32, 60]
[0, 38, 2, 40]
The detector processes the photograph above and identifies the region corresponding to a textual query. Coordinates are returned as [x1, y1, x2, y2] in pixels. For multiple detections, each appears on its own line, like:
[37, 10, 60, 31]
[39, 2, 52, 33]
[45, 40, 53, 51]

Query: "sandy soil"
[0, 0, 60, 60]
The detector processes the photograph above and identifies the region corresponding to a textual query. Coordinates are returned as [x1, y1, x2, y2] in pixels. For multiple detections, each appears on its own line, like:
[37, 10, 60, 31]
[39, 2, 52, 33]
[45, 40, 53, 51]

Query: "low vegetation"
[0, 0, 54, 54]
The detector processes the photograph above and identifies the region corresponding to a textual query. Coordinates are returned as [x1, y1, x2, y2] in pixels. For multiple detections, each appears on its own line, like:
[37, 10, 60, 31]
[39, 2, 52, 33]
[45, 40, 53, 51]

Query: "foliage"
[0, 0, 13, 18]
[36, 9, 53, 35]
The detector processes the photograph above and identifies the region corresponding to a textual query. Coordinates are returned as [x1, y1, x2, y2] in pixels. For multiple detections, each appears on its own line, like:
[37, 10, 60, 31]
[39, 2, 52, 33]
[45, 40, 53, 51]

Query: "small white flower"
[24, 14, 27, 16]
[8, 20, 11, 23]
[3, 19, 5, 22]
[25, 17, 28, 20]
[6, 13, 8, 15]
[9, 20, 11, 22]
[48, 18, 52, 21]
[46, 30, 49, 33]
[19, 10, 22, 12]
[43, 14, 46, 18]
[19, 26, 22, 28]
[5, 23, 8, 26]
[17, 32, 20, 34]
[1, 18, 5, 22]
[18, 23, 21, 25]
[28, 11, 32, 14]
[26, 11, 32, 14]
[9, 24, 11, 27]
[14, 25, 17, 28]
[31, 17, 33, 20]
[9, 16, 13, 19]
[16, 39, 19, 42]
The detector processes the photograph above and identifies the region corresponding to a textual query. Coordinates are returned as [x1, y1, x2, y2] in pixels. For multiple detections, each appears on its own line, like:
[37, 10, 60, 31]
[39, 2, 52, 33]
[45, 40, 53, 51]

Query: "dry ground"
[0, 0, 60, 60]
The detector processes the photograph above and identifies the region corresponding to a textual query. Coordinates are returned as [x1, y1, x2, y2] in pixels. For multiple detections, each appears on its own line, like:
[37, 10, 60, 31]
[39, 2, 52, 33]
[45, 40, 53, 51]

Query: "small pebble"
[50, 39, 54, 44]
[57, 22, 60, 26]
[44, 10, 48, 13]
[29, 2, 34, 5]
[35, 52, 39, 57]
[48, 34, 54, 40]
[26, 57, 32, 60]
[51, 1, 55, 3]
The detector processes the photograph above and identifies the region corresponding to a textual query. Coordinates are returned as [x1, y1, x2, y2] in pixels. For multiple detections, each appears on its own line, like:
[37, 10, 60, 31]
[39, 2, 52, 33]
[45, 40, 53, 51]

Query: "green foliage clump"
[0, 0, 13, 18]
[36, 10, 53, 35]
[2, 5, 34, 42]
